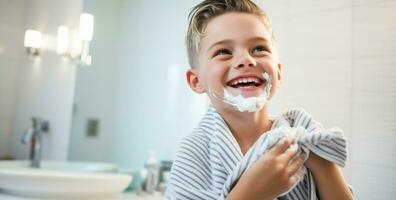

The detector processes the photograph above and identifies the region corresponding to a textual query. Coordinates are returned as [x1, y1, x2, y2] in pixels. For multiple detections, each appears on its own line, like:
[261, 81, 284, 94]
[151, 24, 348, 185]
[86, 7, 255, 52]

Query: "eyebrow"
[207, 39, 234, 52]
[207, 36, 271, 52]
[249, 36, 270, 44]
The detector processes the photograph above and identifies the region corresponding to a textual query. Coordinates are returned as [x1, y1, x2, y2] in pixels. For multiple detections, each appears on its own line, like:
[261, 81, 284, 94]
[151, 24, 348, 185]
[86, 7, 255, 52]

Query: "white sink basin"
[0, 160, 132, 199]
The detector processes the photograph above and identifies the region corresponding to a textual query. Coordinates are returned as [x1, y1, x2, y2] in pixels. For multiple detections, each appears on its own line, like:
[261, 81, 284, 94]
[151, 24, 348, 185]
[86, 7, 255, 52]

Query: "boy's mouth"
[227, 77, 264, 88]
[225, 74, 266, 95]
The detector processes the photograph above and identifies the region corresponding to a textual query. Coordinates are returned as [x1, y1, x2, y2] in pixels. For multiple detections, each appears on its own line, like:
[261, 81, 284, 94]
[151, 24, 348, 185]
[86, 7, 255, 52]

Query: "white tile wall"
[256, 0, 288, 18]
[261, 0, 396, 199]
[353, 0, 395, 6]
[350, 1, 396, 199]
[352, 1, 396, 58]
[284, 8, 352, 58]
[288, 0, 351, 17]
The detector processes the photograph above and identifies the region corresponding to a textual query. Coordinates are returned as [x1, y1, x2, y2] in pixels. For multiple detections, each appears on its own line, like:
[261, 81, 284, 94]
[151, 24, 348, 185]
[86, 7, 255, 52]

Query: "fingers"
[281, 142, 299, 162]
[287, 153, 305, 177]
[269, 137, 301, 165]
[290, 166, 305, 185]
[269, 137, 293, 156]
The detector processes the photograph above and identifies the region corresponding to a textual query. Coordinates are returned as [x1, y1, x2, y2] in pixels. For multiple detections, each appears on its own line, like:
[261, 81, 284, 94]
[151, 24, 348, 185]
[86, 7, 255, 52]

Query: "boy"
[166, 0, 353, 199]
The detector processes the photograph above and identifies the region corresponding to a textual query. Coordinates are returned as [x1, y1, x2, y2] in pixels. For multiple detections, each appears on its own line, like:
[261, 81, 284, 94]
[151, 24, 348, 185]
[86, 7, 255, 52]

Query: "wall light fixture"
[24, 29, 42, 56]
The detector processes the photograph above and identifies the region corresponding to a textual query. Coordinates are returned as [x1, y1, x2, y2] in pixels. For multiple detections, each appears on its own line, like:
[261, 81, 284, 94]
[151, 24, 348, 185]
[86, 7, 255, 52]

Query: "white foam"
[222, 72, 272, 112]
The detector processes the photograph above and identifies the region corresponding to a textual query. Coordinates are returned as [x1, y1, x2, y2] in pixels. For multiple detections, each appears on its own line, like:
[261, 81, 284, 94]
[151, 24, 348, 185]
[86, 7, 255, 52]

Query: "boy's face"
[187, 12, 282, 112]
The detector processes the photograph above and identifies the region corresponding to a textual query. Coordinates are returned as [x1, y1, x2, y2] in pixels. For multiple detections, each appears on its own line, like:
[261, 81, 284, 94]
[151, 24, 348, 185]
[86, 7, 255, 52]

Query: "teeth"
[230, 77, 261, 86]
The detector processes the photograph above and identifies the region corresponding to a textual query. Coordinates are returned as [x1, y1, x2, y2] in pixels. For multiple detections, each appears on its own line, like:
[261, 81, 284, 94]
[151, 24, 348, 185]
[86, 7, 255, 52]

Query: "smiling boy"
[166, 0, 353, 199]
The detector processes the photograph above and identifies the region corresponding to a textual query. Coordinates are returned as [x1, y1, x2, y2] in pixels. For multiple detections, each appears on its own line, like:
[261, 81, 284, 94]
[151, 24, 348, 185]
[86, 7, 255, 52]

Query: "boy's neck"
[218, 106, 273, 155]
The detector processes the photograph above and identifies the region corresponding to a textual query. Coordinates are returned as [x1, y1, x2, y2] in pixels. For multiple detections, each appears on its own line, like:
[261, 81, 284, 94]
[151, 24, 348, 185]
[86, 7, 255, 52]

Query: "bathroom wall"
[259, 0, 396, 199]
[69, 0, 208, 170]
[0, 0, 26, 158]
[9, 0, 82, 160]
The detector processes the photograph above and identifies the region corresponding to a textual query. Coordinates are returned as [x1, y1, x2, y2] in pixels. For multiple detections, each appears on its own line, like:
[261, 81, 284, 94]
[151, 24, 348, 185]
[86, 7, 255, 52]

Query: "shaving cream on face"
[223, 72, 272, 112]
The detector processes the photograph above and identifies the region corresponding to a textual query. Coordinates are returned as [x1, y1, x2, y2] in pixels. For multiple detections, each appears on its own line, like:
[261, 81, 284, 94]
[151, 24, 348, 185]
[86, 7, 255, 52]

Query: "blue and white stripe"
[166, 106, 350, 200]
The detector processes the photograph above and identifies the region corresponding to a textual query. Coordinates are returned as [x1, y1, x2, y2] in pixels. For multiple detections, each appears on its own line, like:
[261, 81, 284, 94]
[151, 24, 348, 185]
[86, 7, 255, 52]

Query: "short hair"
[186, 0, 275, 68]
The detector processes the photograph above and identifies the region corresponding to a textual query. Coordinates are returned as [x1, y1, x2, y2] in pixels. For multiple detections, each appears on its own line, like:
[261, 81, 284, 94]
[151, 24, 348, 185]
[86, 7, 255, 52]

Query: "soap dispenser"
[145, 150, 159, 193]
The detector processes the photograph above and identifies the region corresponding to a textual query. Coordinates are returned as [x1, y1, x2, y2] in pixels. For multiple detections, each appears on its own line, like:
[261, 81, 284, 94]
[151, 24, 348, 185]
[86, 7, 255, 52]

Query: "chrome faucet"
[21, 117, 49, 168]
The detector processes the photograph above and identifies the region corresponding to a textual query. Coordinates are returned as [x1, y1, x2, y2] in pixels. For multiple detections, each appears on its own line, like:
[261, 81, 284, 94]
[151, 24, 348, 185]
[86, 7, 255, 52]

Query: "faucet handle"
[21, 117, 50, 144]
[31, 117, 50, 133]
[21, 127, 34, 144]
[21, 118, 35, 144]
[40, 121, 50, 132]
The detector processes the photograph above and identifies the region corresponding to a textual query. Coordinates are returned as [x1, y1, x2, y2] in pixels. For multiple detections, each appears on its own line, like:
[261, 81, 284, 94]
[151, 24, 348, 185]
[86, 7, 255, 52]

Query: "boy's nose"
[234, 53, 257, 69]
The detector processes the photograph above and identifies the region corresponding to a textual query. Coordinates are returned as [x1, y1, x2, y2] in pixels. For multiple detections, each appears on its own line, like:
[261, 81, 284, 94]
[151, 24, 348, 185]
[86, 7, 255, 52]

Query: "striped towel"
[166, 106, 349, 200]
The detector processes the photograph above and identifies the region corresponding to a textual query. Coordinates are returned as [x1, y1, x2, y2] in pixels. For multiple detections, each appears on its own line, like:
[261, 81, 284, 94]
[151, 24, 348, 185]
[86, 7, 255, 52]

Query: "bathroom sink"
[0, 160, 119, 173]
[0, 160, 132, 199]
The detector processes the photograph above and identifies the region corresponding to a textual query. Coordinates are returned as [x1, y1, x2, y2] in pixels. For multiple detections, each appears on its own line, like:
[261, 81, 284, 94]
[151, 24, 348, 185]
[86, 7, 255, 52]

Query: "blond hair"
[186, 0, 275, 68]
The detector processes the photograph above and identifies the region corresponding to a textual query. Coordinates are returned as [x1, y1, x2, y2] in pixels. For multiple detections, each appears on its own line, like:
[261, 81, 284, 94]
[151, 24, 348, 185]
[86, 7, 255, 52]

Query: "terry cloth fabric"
[165, 106, 350, 200]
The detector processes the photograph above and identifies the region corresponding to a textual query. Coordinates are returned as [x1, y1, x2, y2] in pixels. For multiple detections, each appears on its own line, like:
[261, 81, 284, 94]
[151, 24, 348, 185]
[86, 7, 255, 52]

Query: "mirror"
[68, 0, 208, 171]
[0, 0, 83, 161]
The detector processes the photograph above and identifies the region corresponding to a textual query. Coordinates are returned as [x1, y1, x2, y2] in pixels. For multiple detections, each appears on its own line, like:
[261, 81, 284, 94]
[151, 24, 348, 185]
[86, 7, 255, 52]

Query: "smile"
[226, 75, 265, 88]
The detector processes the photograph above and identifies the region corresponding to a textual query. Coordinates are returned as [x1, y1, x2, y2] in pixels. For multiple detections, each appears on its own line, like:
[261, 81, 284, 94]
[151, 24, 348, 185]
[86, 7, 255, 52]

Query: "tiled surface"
[352, 56, 396, 100]
[264, 0, 395, 199]
[288, 0, 351, 17]
[352, 1, 396, 58]
[353, 0, 396, 6]
[349, 1, 396, 199]
[348, 163, 396, 199]
[283, 8, 352, 58]
[256, 0, 289, 18]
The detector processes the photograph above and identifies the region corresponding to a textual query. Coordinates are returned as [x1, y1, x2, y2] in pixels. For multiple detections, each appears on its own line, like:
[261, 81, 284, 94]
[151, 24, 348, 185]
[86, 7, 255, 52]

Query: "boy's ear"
[277, 63, 283, 84]
[186, 68, 206, 94]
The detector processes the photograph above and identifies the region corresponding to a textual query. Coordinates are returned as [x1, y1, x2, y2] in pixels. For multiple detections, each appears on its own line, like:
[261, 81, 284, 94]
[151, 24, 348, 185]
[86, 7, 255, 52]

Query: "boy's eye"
[252, 45, 271, 54]
[213, 49, 232, 57]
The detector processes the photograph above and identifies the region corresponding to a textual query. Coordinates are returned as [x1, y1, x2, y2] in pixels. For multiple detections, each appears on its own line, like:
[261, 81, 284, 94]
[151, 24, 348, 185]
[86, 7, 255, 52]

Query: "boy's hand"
[228, 137, 305, 200]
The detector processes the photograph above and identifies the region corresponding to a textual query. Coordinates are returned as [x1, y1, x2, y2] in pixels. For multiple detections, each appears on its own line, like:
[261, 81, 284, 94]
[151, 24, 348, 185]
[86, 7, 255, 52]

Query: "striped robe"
[165, 106, 350, 200]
